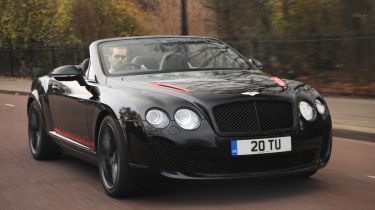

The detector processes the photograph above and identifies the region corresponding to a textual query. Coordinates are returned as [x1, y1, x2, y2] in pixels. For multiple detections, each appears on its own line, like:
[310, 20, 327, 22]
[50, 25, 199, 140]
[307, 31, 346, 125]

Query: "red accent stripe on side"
[54, 128, 94, 148]
[150, 82, 190, 92]
[271, 77, 287, 88]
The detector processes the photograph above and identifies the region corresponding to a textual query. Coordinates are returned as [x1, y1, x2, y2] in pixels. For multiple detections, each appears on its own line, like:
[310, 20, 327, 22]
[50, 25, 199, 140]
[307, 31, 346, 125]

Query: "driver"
[108, 47, 128, 73]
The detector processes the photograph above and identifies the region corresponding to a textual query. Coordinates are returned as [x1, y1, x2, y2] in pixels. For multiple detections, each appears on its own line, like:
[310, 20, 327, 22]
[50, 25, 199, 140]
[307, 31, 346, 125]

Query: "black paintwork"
[28, 36, 332, 180]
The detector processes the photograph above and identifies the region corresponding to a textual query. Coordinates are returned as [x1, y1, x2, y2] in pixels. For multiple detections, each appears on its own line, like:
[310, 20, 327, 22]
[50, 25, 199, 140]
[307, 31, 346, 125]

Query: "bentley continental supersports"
[27, 36, 332, 197]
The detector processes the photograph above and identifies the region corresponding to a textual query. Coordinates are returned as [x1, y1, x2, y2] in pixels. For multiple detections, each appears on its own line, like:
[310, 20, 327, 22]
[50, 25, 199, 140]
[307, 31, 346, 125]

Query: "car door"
[47, 78, 93, 149]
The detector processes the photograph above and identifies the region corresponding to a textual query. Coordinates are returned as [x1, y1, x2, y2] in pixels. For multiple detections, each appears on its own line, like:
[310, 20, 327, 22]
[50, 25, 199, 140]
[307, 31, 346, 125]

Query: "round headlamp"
[299, 101, 316, 121]
[146, 109, 169, 128]
[174, 109, 201, 130]
[315, 99, 326, 115]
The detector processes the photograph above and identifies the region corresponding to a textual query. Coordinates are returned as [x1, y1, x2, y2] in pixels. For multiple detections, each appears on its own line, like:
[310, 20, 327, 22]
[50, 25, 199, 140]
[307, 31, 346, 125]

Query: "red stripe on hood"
[150, 82, 190, 92]
[271, 77, 286, 88]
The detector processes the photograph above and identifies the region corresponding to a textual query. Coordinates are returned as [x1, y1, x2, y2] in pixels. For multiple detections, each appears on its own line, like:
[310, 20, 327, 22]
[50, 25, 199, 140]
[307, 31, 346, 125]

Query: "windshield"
[99, 37, 254, 75]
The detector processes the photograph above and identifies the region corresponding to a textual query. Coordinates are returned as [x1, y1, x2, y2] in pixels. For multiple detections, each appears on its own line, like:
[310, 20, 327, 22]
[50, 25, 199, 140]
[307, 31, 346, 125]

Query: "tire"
[28, 100, 62, 160]
[97, 115, 140, 197]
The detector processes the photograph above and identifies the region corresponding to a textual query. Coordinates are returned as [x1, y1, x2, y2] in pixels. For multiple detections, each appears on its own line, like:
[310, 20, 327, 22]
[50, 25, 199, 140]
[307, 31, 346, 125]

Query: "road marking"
[367, 175, 375, 179]
[5, 104, 15, 107]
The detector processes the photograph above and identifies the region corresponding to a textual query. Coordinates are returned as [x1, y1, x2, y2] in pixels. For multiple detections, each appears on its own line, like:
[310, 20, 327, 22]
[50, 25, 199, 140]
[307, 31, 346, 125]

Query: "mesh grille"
[256, 101, 294, 130]
[188, 150, 316, 175]
[153, 139, 180, 174]
[213, 100, 294, 133]
[154, 139, 316, 176]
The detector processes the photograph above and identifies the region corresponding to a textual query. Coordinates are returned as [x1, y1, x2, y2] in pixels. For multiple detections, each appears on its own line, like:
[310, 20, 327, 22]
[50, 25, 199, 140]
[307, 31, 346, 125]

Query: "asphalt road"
[0, 93, 374, 210]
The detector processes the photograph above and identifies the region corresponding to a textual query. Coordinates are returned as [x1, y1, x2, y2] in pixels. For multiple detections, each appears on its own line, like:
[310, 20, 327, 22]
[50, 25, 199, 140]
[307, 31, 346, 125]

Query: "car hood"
[105, 70, 305, 120]
[109, 70, 294, 97]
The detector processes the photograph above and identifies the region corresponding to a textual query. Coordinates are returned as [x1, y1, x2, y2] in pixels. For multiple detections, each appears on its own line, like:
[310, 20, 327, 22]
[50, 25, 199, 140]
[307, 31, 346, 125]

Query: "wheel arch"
[94, 107, 130, 153]
[94, 110, 111, 151]
[27, 96, 34, 115]
[27, 91, 43, 115]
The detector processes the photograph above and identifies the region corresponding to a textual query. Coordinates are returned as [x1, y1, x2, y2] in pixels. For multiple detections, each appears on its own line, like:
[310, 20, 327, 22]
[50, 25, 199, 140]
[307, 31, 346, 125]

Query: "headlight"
[174, 109, 201, 130]
[315, 99, 326, 115]
[299, 101, 316, 121]
[146, 109, 169, 128]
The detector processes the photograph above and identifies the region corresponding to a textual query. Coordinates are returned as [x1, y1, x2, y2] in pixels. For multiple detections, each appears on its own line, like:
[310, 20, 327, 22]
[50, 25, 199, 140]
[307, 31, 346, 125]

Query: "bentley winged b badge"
[241, 91, 260, 96]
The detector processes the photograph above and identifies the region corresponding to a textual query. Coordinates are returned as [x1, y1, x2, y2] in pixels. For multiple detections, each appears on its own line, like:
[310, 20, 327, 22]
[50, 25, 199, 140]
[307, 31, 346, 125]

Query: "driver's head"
[108, 47, 127, 73]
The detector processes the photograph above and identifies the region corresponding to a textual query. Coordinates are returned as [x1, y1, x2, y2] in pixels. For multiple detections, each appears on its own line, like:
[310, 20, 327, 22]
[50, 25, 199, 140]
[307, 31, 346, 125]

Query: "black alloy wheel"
[97, 116, 140, 197]
[28, 100, 61, 160]
[98, 123, 119, 189]
[29, 104, 41, 155]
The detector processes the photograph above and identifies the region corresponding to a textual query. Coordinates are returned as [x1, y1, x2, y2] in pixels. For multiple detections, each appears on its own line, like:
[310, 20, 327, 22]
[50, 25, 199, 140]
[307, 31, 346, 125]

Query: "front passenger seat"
[159, 53, 190, 70]
[131, 56, 159, 70]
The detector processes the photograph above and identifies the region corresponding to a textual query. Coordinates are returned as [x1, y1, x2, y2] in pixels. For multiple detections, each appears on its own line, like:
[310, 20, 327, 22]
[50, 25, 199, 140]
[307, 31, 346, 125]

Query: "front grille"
[187, 150, 316, 175]
[213, 100, 294, 133]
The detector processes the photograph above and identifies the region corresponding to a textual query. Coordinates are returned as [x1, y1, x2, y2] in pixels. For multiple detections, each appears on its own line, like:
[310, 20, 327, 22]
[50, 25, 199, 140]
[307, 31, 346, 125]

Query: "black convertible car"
[27, 36, 332, 197]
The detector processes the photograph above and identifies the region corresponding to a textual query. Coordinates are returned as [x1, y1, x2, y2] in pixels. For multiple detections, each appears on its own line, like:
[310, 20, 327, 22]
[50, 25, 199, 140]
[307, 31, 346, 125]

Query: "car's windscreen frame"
[98, 37, 257, 77]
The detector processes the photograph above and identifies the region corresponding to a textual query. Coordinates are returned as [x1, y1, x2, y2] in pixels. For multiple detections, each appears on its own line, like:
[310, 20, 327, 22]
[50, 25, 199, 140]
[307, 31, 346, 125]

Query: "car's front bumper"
[121, 115, 332, 180]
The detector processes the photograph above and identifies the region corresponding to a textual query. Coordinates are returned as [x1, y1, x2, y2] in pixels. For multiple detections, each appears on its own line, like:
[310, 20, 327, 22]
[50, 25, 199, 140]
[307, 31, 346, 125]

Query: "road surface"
[0, 93, 374, 210]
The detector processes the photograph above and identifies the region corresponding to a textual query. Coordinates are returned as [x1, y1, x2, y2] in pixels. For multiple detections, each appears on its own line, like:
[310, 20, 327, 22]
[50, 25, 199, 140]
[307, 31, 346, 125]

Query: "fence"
[0, 46, 89, 77]
[227, 37, 375, 76]
[0, 38, 374, 77]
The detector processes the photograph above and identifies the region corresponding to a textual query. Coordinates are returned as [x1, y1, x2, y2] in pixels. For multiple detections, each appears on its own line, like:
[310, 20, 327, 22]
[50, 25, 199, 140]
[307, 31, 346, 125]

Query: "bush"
[32, 67, 49, 78]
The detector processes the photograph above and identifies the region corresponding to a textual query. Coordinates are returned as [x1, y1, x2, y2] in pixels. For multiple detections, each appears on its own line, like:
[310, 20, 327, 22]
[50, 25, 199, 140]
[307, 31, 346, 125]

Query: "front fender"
[27, 76, 51, 129]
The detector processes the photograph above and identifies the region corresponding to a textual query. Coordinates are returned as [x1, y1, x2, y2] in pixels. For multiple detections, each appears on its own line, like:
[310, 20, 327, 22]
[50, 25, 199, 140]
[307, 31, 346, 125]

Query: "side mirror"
[51, 65, 99, 98]
[51, 65, 85, 86]
[249, 58, 263, 70]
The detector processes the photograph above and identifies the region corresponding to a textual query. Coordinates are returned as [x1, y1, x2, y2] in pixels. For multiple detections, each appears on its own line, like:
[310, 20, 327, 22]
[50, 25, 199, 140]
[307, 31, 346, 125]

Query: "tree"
[205, 0, 375, 73]
[0, 0, 147, 47]
[0, 0, 58, 47]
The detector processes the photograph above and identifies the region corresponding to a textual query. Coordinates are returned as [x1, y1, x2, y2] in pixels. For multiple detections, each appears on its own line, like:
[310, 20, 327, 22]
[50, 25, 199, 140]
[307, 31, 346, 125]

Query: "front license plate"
[231, 136, 292, 156]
